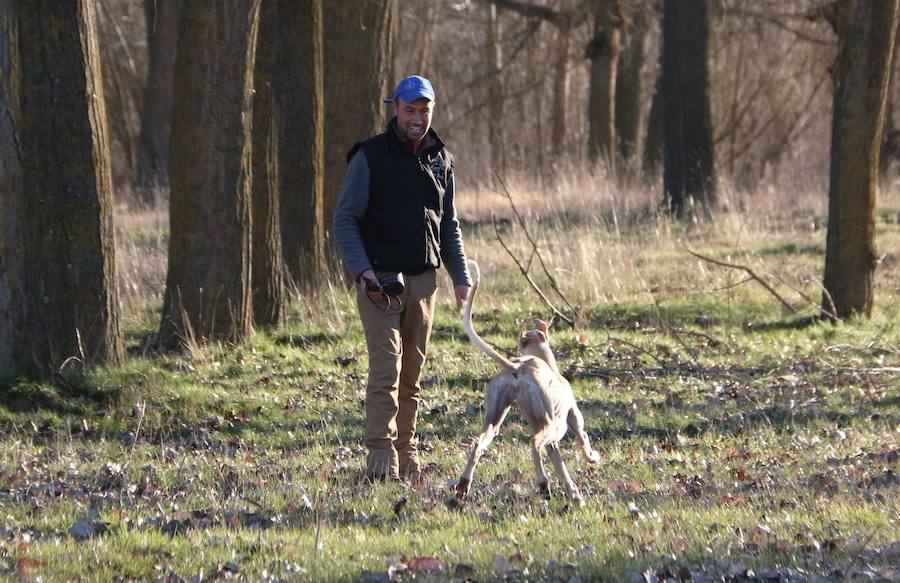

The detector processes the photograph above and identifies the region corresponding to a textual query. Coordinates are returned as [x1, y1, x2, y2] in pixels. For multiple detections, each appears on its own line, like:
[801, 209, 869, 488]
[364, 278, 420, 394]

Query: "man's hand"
[358, 269, 383, 302]
[454, 284, 471, 311]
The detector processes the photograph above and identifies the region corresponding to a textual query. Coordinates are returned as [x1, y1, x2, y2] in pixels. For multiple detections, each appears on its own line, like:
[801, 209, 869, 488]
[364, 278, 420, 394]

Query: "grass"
[0, 179, 898, 581]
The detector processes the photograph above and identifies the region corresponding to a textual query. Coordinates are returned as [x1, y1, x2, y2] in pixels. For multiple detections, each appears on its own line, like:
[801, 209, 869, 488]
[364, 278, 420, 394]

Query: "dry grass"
[113, 175, 900, 332]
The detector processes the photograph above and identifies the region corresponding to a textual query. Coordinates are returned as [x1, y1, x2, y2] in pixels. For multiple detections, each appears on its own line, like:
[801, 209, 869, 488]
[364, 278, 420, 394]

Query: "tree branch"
[488, 171, 577, 313]
[477, 0, 563, 25]
[492, 215, 574, 325]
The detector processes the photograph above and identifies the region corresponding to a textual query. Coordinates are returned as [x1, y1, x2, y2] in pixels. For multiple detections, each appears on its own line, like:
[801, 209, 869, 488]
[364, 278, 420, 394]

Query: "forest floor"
[1, 180, 899, 582]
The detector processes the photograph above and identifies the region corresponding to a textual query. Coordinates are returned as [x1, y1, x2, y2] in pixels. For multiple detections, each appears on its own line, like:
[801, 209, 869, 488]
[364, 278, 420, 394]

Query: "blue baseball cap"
[383, 75, 436, 105]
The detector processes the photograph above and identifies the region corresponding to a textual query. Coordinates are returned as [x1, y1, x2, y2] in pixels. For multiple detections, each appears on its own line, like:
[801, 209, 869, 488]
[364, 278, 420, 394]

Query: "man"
[333, 75, 471, 483]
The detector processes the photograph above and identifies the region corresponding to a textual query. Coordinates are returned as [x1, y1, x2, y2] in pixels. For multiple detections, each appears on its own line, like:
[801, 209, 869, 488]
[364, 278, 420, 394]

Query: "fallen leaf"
[408, 556, 444, 573]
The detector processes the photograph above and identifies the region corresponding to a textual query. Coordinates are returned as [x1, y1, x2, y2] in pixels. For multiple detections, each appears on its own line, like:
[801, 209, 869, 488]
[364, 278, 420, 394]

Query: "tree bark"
[878, 40, 899, 183]
[323, 1, 395, 233]
[485, 2, 506, 176]
[586, 0, 622, 170]
[278, 0, 325, 289]
[16, 0, 123, 373]
[823, 0, 900, 318]
[412, 1, 437, 74]
[642, 55, 663, 178]
[528, 25, 546, 182]
[615, 5, 646, 164]
[0, 0, 22, 378]
[550, 0, 572, 163]
[662, 0, 716, 218]
[135, 0, 181, 205]
[159, 0, 260, 347]
[251, 0, 285, 327]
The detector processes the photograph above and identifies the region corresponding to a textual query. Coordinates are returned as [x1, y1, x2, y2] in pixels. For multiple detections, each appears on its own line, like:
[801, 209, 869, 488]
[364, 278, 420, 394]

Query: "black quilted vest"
[347, 119, 452, 275]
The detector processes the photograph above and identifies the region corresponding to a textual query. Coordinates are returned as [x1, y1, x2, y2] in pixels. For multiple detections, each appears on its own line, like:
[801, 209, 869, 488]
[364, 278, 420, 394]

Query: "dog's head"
[518, 320, 558, 371]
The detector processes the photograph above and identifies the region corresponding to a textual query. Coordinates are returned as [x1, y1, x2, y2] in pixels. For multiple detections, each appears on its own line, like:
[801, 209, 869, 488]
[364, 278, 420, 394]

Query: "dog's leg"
[567, 405, 600, 463]
[545, 442, 584, 506]
[531, 438, 551, 498]
[457, 384, 513, 499]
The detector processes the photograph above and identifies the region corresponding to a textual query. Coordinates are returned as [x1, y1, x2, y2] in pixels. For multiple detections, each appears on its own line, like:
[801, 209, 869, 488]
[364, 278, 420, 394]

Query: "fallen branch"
[687, 248, 798, 314]
[667, 326, 730, 350]
[606, 334, 667, 367]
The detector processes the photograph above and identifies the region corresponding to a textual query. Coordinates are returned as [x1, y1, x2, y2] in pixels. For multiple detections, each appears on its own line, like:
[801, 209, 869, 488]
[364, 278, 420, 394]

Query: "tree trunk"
[615, 6, 646, 165]
[278, 0, 325, 289]
[323, 1, 395, 233]
[0, 1, 22, 378]
[662, 0, 716, 218]
[823, 0, 900, 319]
[586, 0, 622, 171]
[251, 0, 285, 327]
[485, 2, 506, 177]
[135, 0, 181, 206]
[550, 2, 571, 164]
[159, 1, 260, 347]
[878, 40, 899, 183]
[642, 57, 663, 178]
[530, 25, 546, 183]
[412, 1, 437, 74]
[16, 0, 123, 373]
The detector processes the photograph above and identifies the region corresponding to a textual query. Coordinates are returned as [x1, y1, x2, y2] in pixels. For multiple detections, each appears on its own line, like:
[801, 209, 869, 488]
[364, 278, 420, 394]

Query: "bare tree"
[159, 1, 261, 347]
[586, 0, 623, 169]
[135, 0, 181, 205]
[642, 58, 663, 178]
[662, 0, 716, 218]
[322, 1, 396, 231]
[251, 0, 285, 327]
[485, 2, 506, 176]
[0, 1, 21, 378]
[615, 3, 648, 164]
[822, 0, 900, 318]
[14, 0, 123, 373]
[550, 0, 573, 162]
[278, 0, 326, 289]
[412, 2, 438, 74]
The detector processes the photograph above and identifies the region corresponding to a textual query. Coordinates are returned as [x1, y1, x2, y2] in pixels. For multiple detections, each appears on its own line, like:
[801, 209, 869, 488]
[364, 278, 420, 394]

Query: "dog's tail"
[463, 260, 518, 373]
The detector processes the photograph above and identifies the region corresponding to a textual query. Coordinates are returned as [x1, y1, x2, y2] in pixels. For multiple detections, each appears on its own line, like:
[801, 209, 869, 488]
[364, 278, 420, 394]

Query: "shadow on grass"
[125, 328, 160, 358]
[743, 314, 822, 332]
[0, 369, 120, 417]
[585, 302, 820, 332]
[758, 242, 823, 258]
[274, 331, 341, 348]
[575, 393, 898, 445]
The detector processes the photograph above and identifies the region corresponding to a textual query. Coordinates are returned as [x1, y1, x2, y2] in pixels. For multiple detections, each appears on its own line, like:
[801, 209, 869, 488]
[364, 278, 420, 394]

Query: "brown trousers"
[357, 269, 437, 478]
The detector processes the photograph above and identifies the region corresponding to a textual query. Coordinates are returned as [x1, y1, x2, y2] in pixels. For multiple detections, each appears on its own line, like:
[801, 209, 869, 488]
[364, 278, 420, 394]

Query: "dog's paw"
[455, 477, 470, 499]
[537, 481, 551, 499]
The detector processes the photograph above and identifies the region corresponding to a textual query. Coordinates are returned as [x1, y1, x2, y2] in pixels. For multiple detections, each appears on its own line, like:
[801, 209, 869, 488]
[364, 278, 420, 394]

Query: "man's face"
[393, 97, 433, 143]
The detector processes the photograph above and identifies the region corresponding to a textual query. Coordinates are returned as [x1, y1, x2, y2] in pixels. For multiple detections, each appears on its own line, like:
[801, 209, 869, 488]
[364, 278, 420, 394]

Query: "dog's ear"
[535, 320, 549, 335]
[536, 330, 547, 343]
